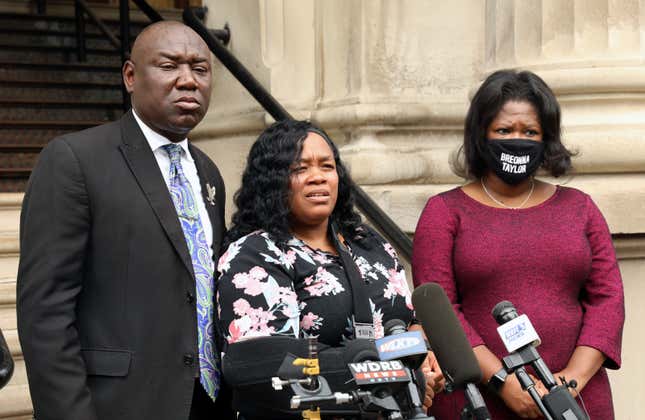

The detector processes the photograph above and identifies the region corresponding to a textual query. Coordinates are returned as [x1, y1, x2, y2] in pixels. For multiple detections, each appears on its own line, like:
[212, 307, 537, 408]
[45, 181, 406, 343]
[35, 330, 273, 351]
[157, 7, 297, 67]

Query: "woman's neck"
[482, 172, 533, 199]
[290, 219, 337, 253]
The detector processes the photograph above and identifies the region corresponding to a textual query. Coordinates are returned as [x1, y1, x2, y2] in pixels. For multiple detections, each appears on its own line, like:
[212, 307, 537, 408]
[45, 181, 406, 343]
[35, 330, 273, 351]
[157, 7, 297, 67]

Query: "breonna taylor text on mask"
[501, 153, 529, 174]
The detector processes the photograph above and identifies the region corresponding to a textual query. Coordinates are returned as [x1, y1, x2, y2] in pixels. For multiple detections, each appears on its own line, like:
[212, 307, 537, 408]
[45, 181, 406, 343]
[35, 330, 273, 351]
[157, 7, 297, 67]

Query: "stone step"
[0, 302, 17, 332]
[0, 30, 124, 51]
[0, 122, 103, 176]
[0, 181, 27, 194]
[0, 2, 182, 25]
[0, 193, 21, 234]
[0, 11, 149, 34]
[0, 10, 151, 28]
[0, 170, 29, 180]
[0, 90, 121, 103]
[0, 191, 26, 414]
[0, 103, 122, 122]
[0, 128, 75, 144]
[0, 120, 105, 130]
[0, 26, 136, 41]
[0, 41, 119, 56]
[0, 281, 16, 306]
[0, 154, 39, 171]
[0, 82, 122, 102]
[0, 145, 45, 153]
[0, 254, 18, 281]
[0, 326, 20, 367]
[0, 61, 122, 84]
[0, 383, 32, 419]
[0, 44, 122, 66]
[0, 77, 121, 88]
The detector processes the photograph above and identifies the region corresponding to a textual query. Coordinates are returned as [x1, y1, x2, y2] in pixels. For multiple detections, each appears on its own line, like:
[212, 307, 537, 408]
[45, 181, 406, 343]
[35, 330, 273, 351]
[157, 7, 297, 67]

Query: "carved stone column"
[485, 0, 645, 234]
[196, 0, 486, 232]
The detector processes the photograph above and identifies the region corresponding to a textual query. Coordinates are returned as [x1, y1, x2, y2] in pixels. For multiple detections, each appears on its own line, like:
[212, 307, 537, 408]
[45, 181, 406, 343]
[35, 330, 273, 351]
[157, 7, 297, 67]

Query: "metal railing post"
[120, 0, 131, 111]
[74, 1, 87, 62]
[35, 0, 46, 15]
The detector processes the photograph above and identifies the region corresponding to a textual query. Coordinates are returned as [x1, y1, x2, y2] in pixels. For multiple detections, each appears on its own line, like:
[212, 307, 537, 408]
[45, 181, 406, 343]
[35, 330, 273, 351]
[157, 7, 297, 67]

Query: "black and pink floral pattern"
[217, 227, 414, 347]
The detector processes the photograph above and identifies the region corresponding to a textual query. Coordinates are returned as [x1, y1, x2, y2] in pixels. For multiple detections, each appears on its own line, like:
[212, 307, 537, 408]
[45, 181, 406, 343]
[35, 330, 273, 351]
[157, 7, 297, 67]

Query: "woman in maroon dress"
[412, 70, 624, 419]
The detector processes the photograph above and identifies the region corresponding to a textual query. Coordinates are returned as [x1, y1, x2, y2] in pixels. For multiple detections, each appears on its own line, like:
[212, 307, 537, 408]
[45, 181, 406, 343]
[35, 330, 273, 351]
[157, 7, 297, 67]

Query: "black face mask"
[484, 139, 545, 185]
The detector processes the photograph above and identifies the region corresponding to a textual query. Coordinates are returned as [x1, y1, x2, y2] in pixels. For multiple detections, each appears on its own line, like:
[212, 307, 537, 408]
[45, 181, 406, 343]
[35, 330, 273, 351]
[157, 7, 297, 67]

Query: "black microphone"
[412, 283, 491, 420]
[492, 301, 589, 420]
[0, 327, 14, 390]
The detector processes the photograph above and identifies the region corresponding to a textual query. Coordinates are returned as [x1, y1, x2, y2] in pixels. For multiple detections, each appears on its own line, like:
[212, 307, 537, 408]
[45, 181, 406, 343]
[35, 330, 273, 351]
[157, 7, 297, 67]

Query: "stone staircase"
[0, 7, 148, 192]
[0, 193, 28, 419]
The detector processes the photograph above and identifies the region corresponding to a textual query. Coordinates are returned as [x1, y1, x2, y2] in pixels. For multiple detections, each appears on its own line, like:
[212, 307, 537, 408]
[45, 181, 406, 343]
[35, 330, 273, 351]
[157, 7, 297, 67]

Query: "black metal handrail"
[35, 0, 46, 15]
[74, 0, 121, 59]
[131, 0, 230, 45]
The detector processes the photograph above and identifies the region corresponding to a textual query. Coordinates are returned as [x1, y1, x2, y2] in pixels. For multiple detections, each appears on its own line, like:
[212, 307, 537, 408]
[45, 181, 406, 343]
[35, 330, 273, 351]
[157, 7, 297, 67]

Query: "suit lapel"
[189, 143, 221, 257]
[117, 111, 196, 280]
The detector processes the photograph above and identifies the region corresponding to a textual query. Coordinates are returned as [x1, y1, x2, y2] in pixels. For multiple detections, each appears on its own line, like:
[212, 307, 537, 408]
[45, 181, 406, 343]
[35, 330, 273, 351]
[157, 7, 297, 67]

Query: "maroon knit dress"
[412, 186, 624, 420]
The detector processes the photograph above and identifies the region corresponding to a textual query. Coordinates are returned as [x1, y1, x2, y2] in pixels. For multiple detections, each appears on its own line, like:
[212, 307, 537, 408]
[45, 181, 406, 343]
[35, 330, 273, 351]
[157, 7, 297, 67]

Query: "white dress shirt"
[132, 109, 214, 262]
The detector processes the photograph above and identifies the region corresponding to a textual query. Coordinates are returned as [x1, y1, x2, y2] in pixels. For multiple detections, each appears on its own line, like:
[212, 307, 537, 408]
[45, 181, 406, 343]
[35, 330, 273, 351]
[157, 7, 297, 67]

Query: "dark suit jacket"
[17, 111, 226, 420]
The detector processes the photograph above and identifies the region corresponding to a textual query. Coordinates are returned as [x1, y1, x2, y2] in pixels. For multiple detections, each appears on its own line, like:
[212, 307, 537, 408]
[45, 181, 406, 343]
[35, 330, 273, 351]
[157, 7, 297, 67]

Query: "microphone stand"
[512, 367, 554, 420]
[460, 383, 493, 420]
[443, 372, 490, 420]
[493, 302, 588, 420]
[503, 346, 587, 420]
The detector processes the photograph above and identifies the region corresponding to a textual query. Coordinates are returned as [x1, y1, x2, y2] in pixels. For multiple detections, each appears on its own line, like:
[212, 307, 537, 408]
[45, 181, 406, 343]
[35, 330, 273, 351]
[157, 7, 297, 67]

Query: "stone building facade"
[193, 1, 645, 417]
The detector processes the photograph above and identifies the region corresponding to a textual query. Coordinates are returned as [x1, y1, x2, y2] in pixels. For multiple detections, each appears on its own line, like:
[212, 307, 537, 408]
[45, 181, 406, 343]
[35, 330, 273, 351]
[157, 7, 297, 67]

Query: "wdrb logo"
[352, 361, 404, 372]
[378, 336, 422, 353]
[497, 314, 541, 353]
[348, 360, 410, 385]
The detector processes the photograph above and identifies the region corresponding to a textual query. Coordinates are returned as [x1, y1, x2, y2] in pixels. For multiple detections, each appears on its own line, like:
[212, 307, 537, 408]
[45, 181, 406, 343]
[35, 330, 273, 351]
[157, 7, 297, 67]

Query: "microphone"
[492, 301, 589, 420]
[412, 283, 491, 420]
[492, 300, 542, 353]
[376, 319, 428, 370]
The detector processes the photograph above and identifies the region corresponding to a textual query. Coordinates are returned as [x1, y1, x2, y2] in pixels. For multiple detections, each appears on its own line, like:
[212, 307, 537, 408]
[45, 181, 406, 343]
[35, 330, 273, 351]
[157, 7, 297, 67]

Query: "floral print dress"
[217, 226, 414, 347]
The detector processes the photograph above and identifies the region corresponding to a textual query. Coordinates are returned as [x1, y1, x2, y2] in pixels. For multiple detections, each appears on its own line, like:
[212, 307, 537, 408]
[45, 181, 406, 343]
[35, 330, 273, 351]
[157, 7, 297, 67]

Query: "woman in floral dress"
[216, 119, 440, 419]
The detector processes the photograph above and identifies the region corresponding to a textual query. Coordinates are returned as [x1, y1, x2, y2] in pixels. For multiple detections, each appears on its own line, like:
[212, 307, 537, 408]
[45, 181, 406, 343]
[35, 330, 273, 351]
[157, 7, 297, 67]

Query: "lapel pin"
[205, 183, 216, 206]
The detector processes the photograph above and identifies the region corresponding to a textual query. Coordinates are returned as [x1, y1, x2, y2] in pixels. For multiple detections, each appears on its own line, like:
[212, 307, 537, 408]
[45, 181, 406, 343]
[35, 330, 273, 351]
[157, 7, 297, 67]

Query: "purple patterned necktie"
[162, 143, 220, 400]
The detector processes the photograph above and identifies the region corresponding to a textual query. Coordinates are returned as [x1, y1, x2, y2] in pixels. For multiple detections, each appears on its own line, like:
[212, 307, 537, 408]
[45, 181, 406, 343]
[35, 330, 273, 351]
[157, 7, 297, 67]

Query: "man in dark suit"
[17, 21, 233, 420]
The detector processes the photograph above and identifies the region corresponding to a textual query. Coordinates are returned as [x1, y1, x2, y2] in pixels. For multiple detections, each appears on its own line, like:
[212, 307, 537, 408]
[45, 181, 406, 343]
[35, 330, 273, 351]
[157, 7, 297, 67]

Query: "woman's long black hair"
[226, 119, 363, 247]
[454, 69, 575, 179]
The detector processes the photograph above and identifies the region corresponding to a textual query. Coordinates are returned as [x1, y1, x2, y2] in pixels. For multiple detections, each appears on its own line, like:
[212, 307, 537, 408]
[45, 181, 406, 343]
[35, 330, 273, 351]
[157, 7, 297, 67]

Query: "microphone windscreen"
[383, 318, 407, 336]
[491, 300, 517, 325]
[411, 283, 482, 387]
[341, 339, 380, 364]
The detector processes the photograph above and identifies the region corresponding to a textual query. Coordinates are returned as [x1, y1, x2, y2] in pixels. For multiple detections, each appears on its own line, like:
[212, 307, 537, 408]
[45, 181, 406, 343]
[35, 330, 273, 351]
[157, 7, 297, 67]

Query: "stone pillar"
[196, 0, 486, 231]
